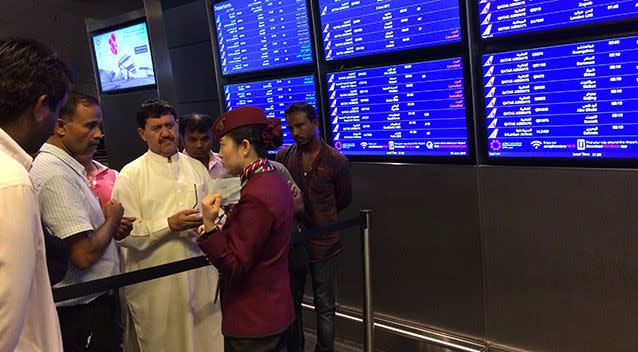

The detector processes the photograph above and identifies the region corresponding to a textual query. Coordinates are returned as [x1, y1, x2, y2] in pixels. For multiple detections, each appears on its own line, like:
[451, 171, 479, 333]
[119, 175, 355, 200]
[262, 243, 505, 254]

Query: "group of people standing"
[0, 37, 352, 352]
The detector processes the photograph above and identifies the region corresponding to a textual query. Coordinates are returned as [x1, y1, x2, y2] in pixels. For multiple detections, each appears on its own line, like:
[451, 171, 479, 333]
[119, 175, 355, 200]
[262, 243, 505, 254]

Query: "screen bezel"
[477, 30, 638, 168]
[89, 18, 157, 95]
[322, 53, 476, 164]
[211, 0, 317, 78]
[316, 0, 466, 63]
[313, 0, 475, 164]
[477, 1, 638, 45]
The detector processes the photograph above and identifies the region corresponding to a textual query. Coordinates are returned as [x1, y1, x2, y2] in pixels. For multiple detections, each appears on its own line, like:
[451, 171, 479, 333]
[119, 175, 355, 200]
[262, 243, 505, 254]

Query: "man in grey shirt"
[30, 91, 132, 352]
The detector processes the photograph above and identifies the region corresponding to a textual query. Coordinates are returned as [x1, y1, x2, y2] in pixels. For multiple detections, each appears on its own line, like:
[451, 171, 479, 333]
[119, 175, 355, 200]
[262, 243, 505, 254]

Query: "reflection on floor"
[303, 331, 362, 352]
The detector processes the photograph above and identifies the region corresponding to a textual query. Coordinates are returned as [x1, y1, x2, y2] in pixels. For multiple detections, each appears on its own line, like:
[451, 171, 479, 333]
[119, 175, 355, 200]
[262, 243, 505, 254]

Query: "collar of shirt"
[146, 149, 181, 181]
[92, 160, 111, 176]
[0, 127, 33, 171]
[208, 151, 223, 170]
[240, 158, 273, 184]
[92, 159, 107, 170]
[183, 149, 221, 172]
[93, 160, 117, 176]
[39, 143, 87, 178]
[146, 149, 179, 164]
[294, 139, 327, 176]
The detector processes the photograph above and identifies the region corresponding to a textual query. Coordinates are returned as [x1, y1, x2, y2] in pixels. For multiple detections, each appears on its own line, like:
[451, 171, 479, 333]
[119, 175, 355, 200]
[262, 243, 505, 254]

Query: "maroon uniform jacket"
[198, 170, 295, 337]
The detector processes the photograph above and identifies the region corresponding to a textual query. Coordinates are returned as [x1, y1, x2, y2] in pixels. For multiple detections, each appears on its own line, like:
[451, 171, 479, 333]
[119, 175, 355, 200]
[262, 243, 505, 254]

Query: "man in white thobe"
[112, 99, 222, 352]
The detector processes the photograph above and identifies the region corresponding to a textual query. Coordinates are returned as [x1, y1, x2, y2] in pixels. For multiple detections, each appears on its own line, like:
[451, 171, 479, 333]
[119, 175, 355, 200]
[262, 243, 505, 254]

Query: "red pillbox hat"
[212, 106, 268, 140]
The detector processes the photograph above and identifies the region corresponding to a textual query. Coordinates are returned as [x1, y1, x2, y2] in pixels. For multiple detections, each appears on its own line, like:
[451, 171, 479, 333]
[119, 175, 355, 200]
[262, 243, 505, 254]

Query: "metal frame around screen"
[88, 17, 158, 95]
[313, 0, 475, 164]
[470, 0, 638, 168]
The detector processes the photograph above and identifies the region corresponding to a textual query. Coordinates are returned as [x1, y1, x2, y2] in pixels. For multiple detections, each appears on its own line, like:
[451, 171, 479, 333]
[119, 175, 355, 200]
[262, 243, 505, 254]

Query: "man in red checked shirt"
[276, 102, 352, 352]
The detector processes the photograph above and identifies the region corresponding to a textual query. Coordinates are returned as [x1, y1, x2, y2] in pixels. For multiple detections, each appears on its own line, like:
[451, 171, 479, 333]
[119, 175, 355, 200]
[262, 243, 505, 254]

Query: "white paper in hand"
[211, 177, 241, 206]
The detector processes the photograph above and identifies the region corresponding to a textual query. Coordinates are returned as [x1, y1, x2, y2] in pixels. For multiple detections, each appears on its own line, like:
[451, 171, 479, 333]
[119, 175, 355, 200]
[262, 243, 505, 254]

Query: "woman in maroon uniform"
[198, 106, 294, 352]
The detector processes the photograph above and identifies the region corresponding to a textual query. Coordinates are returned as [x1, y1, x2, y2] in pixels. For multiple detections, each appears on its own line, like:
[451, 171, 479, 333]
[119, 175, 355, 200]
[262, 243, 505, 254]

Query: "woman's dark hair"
[225, 119, 283, 158]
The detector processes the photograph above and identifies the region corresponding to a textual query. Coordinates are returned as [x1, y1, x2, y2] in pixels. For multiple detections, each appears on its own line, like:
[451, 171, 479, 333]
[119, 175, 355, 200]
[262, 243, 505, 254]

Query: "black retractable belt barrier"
[53, 216, 361, 303]
[53, 256, 210, 302]
[290, 216, 360, 246]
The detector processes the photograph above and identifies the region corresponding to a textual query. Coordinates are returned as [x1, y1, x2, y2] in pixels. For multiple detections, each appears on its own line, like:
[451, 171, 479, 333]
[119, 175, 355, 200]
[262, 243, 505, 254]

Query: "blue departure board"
[213, 0, 313, 75]
[480, 0, 638, 39]
[320, 0, 461, 61]
[224, 75, 318, 152]
[484, 35, 638, 159]
[328, 58, 469, 157]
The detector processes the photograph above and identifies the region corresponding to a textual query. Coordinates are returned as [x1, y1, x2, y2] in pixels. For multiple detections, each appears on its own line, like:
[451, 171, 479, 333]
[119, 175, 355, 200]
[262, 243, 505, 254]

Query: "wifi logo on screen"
[531, 140, 542, 149]
[108, 33, 118, 55]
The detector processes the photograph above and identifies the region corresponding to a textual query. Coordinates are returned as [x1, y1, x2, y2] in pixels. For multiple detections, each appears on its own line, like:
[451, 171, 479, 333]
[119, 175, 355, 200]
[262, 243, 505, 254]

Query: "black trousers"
[286, 243, 309, 352]
[308, 256, 337, 352]
[56, 292, 123, 352]
[225, 332, 287, 352]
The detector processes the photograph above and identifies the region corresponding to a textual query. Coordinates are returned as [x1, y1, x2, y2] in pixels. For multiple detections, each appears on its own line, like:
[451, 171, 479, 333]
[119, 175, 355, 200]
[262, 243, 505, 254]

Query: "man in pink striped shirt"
[179, 113, 226, 179]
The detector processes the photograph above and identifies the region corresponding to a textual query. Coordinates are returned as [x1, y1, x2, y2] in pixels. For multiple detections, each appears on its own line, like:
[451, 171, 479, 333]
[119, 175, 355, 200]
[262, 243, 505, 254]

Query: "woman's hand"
[201, 193, 222, 233]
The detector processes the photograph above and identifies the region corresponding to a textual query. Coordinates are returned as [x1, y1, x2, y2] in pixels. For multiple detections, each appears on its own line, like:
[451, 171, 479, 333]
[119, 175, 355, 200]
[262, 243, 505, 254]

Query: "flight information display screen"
[213, 0, 313, 75]
[224, 75, 318, 152]
[484, 35, 638, 159]
[328, 58, 469, 157]
[320, 0, 461, 61]
[479, 0, 638, 39]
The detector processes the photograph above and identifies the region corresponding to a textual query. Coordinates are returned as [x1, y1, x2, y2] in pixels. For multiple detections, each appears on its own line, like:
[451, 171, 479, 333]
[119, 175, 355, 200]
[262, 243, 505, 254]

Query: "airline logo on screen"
[108, 33, 118, 55]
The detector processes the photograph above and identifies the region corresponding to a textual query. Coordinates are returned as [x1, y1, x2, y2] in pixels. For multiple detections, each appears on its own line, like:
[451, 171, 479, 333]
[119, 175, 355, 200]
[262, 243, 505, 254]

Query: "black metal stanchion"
[360, 209, 374, 352]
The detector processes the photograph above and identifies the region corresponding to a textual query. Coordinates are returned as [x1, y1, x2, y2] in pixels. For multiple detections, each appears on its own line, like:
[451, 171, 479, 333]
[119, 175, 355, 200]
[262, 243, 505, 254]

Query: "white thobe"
[111, 150, 222, 352]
